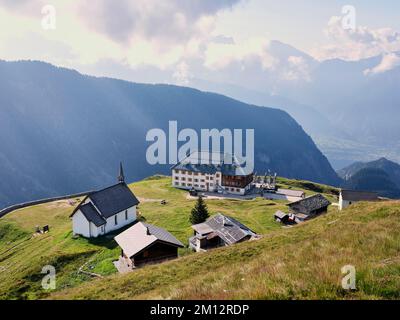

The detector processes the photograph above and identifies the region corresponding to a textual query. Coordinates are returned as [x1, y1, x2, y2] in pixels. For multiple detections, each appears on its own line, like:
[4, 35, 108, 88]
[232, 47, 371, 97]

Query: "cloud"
[0, 0, 45, 15]
[211, 35, 235, 45]
[203, 37, 274, 70]
[77, 0, 240, 45]
[364, 53, 400, 75]
[282, 56, 311, 81]
[314, 16, 400, 61]
[172, 61, 191, 85]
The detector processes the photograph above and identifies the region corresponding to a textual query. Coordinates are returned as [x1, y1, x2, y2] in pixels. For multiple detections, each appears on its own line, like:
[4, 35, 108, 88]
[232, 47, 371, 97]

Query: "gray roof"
[277, 188, 305, 198]
[71, 182, 140, 225]
[115, 222, 184, 258]
[80, 203, 106, 227]
[341, 189, 378, 201]
[172, 152, 253, 176]
[288, 194, 331, 214]
[143, 223, 184, 248]
[274, 210, 288, 219]
[192, 214, 257, 245]
[172, 162, 252, 176]
[89, 182, 139, 219]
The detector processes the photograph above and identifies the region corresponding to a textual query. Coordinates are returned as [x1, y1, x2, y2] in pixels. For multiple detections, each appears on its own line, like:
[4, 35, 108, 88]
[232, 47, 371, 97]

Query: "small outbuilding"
[339, 189, 378, 210]
[274, 210, 297, 225]
[287, 194, 331, 218]
[189, 213, 258, 252]
[114, 222, 184, 269]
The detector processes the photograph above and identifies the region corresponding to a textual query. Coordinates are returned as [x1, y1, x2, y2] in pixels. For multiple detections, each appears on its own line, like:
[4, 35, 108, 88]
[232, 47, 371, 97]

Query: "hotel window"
[216, 174, 220, 178]
[188, 178, 192, 182]
[175, 176, 179, 180]
[114, 215, 118, 225]
[125, 210, 128, 220]
[236, 189, 240, 192]
[181, 177, 186, 181]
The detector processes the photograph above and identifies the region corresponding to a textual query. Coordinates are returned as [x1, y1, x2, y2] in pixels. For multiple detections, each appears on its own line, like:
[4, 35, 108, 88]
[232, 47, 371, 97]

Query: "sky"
[0, 0, 399, 84]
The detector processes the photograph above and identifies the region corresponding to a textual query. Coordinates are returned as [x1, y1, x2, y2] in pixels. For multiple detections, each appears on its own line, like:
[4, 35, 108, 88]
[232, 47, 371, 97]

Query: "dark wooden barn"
[115, 222, 184, 269]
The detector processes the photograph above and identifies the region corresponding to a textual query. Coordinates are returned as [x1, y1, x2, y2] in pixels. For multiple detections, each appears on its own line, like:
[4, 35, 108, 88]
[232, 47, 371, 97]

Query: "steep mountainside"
[0, 60, 340, 208]
[342, 168, 400, 199]
[187, 42, 400, 167]
[339, 158, 400, 188]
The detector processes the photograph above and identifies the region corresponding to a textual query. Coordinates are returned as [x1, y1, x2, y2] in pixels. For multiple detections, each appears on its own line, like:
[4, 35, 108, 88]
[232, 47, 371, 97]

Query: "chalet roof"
[340, 189, 378, 202]
[274, 210, 288, 219]
[80, 203, 106, 227]
[277, 188, 305, 198]
[192, 213, 257, 245]
[192, 223, 214, 235]
[88, 182, 139, 219]
[295, 213, 310, 220]
[287, 194, 331, 214]
[172, 151, 253, 176]
[70, 182, 140, 225]
[114, 222, 184, 258]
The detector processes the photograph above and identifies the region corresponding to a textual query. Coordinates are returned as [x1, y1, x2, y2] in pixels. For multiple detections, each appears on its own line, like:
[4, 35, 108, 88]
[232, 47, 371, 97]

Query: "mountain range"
[184, 41, 400, 169]
[338, 158, 400, 198]
[0, 60, 340, 209]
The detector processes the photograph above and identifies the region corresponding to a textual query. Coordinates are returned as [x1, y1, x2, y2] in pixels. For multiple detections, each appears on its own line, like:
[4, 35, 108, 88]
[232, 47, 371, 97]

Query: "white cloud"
[77, 0, 240, 45]
[0, 0, 45, 14]
[203, 37, 274, 70]
[364, 53, 400, 75]
[282, 56, 311, 82]
[313, 16, 400, 61]
[172, 61, 191, 85]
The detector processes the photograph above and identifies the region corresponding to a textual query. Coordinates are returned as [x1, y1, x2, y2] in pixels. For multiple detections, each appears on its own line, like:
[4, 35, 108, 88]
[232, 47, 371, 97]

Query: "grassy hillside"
[0, 176, 293, 299]
[1, 177, 399, 300]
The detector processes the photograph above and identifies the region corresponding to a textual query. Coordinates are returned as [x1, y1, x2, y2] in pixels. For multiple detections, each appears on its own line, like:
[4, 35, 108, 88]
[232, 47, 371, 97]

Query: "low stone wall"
[0, 191, 93, 218]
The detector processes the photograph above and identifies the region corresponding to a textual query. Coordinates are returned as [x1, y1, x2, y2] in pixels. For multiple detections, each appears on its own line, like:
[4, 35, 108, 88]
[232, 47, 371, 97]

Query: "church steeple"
[118, 162, 125, 183]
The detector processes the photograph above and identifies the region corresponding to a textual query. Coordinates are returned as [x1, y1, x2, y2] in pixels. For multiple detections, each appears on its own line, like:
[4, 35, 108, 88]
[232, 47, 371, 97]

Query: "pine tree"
[190, 196, 210, 225]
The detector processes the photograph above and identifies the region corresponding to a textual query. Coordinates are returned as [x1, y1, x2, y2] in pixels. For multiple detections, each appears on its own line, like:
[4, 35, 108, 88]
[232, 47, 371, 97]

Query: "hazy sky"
[0, 0, 399, 83]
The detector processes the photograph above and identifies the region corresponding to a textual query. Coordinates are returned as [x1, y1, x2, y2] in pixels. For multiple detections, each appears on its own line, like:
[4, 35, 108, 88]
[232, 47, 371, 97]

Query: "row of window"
[175, 176, 208, 183]
[174, 182, 214, 188]
[173, 181, 243, 194]
[174, 170, 220, 178]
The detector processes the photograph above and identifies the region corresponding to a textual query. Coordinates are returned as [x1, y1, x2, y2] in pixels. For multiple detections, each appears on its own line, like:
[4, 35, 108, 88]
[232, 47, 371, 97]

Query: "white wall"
[72, 204, 137, 238]
[104, 206, 137, 234]
[172, 169, 249, 195]
[172, 169, 219, 192]
[72, 210, 91, 238]
[339, 194, 352, 210]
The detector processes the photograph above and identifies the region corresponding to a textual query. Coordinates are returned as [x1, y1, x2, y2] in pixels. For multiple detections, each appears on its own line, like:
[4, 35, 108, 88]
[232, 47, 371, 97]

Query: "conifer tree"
[190, 196, 210, 224]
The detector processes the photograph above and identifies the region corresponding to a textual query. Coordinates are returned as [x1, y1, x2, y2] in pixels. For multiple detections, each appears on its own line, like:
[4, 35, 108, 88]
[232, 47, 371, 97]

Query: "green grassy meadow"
[0, 176, 398, 300]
